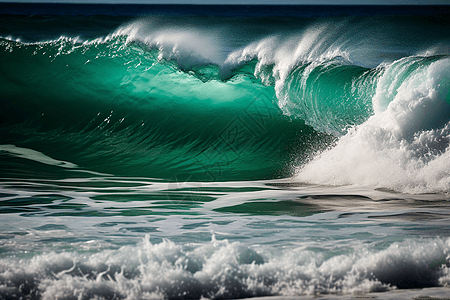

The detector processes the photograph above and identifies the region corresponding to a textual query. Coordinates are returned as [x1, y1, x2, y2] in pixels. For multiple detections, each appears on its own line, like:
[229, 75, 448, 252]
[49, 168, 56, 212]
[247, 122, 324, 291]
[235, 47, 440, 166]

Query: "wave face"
[1, 8, 450, 190]
[0, 35, 330, 181]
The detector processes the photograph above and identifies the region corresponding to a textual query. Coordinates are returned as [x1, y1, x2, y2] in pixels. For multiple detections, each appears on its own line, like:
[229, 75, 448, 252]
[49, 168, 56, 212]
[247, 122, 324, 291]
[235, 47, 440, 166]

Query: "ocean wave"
[0, 33, 331, 181]
[296, 56, 450, 193]
[1, 235, 450, 299]
[1, 19, 450, 190]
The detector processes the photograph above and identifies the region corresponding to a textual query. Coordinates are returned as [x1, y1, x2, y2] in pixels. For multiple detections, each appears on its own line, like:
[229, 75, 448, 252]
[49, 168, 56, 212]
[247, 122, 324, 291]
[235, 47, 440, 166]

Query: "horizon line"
[1, 1, 449, 5]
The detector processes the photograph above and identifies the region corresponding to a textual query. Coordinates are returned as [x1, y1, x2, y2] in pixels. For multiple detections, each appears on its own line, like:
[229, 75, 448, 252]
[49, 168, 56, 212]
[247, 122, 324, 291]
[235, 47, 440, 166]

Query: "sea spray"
[296, 57, 450, 193]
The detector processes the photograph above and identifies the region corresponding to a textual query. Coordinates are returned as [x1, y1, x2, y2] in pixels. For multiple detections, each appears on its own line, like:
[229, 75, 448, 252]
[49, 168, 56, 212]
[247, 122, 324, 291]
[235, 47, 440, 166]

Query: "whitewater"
[1, 3, 450, 300]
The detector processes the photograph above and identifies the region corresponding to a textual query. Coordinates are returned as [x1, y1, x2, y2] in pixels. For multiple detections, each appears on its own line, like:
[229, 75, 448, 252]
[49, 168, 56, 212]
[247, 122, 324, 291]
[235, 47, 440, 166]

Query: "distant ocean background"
[1, 3, 450, 299]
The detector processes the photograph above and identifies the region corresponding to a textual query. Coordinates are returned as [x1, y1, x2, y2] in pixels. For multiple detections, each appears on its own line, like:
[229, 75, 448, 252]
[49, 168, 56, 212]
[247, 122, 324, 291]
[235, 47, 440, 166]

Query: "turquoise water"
[1, 4, 450, 299]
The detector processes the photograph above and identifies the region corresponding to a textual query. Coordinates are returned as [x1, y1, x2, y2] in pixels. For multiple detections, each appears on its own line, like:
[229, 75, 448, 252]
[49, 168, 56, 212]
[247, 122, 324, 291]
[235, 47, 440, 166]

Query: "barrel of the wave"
[296, 55, 450, 193]
[278, 58, 380, 135]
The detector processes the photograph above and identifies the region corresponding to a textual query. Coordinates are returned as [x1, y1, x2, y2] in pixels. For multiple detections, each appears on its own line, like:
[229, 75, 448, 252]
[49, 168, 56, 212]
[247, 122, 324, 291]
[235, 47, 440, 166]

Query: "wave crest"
[297, 57, 450, 193]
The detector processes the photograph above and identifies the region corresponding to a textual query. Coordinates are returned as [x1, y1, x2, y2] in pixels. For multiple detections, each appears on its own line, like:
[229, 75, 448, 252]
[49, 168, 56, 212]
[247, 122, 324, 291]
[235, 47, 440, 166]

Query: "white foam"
[1, 235, 449, 299]
[296, 57, 450, 193]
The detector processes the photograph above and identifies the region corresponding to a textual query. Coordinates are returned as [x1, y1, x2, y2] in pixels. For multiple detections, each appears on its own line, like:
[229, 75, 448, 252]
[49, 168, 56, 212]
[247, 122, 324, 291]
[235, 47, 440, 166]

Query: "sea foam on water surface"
[1, 235, 450, 299]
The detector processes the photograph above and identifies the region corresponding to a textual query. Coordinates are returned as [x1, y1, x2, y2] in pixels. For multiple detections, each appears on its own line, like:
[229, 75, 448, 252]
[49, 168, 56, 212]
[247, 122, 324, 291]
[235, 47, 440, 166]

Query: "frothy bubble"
[296, 57, 450, 193]
[1, 235, 450, 299]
